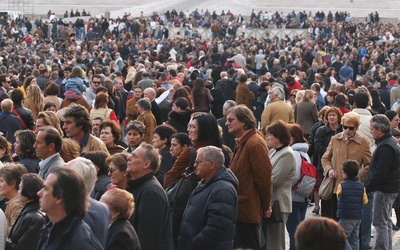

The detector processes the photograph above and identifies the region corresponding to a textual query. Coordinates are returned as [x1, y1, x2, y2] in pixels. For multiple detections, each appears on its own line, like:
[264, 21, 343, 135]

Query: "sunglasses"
[92, 81, 101, 84]
[343, 125, 355, 131]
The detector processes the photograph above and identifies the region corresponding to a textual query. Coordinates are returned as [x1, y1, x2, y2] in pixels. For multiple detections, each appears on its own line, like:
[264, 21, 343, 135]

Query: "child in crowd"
[64, 66, 86, 100]
[336, 160, 368, 250]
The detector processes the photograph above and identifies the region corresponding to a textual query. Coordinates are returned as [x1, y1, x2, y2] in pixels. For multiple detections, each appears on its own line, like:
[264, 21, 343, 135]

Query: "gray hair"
[370, 114, 391, 134]
[136, 98, 152, 110]
[271, 86, 285, 100]
[139, 142, 161, 172]
[65, 157, 97, 194]
[197, 146, 225, 168]
[223, 100, 237, 111]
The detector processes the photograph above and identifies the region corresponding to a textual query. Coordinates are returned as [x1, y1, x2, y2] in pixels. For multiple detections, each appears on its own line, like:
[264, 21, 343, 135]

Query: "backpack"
[293, 157, 317, 197]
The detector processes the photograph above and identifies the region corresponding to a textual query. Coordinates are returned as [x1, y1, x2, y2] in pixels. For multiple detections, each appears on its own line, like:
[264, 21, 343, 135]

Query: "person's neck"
[48, 209, 68, 224]
[73, 130, 86, 143]
[5, 190, 18, 200]
[330, 123, 339, 130]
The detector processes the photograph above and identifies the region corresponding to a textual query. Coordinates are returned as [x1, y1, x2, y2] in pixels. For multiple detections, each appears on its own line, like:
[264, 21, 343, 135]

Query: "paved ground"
[1, 0, 400, 19]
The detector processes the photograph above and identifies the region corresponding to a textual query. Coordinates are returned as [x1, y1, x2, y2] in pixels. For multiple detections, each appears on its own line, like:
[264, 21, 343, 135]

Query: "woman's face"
[0, 175, 15, 198]
[127, 129, 143, 148]
[152, 133, 166, 150]
[267, 133, 280, 149]
[327, 112, 339, 125]
[342, 120, 358, 138]
[187, 119, 199, 142]
[172, 102, 181, 112]
[170, 138, 187, 157]
[100, 126, 115, 147]
[391, 115, 400, 130]
[326, 95, 333, 103]
[14, 137, 22, 156]
[108, 162, 127, 187]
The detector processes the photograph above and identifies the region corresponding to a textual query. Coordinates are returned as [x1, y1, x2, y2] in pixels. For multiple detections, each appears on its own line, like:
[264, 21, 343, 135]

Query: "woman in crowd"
[264, 120, 296, 250]
[168, 97, 192, 133]
[370, 89, 387, 114]
[192, 78, 213, 112]
[136, 98, 156, 144]
[0, 136, 13, 165]
[287, 89, 300, 110]
[169, 133, 192, 159]
[83, 151, 112, 201]
[6, 174, 45, 250]
[152, 125, 176, 186]
[90, 92, 118, 124]
[0, 164, 27, 234]
[334, 93, 350, 114]
[99, 121, 125, 155]
[20, 76, 36, 98]
[313, 107, 343, 215]
[59, 138, 80, 162]
[43, 81, 63, 111]
[100, 188, 141, 250]
[13, 130, 39, 173]
[10, 89, 35, 130]
[294, 89, 318, 139]
[325, 90, 338, 106]
[321, 112, 371, 219]
[124, 120, 145, 153]
[23, 85, 44, 121]
[287, 124, 313, 250]
[106, 153, 130, 190]
[44, 102, 57, 112]
[35, 111, 64, 136]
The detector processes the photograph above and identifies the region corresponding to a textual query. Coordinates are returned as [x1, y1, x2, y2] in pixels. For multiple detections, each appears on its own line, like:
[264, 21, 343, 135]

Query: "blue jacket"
[337, 178, 364, 220]
[366, 132, 400, 193]
[65, 77, 86, 95]
[178, 167, 238, 250]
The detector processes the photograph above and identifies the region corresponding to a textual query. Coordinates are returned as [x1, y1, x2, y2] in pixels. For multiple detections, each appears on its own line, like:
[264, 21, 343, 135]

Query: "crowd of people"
[0, 6, 398, 250]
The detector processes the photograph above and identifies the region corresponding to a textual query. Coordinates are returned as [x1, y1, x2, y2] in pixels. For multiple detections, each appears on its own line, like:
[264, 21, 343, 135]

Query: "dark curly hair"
[15, 130, 37, 158]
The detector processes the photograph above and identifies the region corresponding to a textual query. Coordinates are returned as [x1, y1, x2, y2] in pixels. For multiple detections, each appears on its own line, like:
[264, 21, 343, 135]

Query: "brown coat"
[126, 97, 140, 122]
[321, 131, 371, 193]
[230, 128, 272, 224]
[235, 82, 255, 110]
[261, 98, 294, 134]
[137, 110, 156, 144]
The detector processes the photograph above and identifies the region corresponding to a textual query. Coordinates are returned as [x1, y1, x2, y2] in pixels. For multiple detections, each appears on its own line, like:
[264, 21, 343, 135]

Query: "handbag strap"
[186, 147, 196, 173]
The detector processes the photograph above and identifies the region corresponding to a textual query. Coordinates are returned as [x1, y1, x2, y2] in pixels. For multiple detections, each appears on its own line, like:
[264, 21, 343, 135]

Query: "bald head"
[1, 99, 12, 111]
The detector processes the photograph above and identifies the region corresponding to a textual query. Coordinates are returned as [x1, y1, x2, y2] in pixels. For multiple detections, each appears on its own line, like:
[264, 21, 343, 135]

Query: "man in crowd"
[143, 87, 162, 125]
[126, 143, 173, 249]
[366, 114, 400, 250]
[62, 105, 108, 154]
[226, 105, 272, 249]
[85, 75, 103, 106]
[178, 146, 238, 249]
[65, 157, 110, 248]
[126, 86, 143, 122]
[0, 99, 23, 144]
[0, 74, 10, 105]
[36, 167, 103, 249]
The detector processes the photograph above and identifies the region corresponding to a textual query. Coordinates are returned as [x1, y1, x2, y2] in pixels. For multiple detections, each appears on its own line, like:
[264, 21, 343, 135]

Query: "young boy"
[336, 160, 368, 250]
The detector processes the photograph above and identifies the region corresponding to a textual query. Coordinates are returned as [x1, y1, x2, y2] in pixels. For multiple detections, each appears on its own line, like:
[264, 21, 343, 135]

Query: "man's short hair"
[65, 157, 97, 194]
[370, 114, 391, 134]
[49, 167, 88, 217]
[354, 91, 369, 109]
[239, 74, 247, 83]
[138, 142, 160, 173]
[136, 98, 152, 110]
[63, 105, 92, 133]
[342, 160, 359, 179]
[41, 126, 63, 152]
[197, 146, 225, 168]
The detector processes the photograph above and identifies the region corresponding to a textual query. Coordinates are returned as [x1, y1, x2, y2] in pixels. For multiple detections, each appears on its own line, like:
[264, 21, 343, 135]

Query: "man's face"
[92, 119, 101, 136]
[134, 88, 142, 99]
[2, 76, 10, 89]
[114, 80, 123, 91]
[225, 112, 245, 137]
[63, 116, 82, 138]
[127, 146, 148, 179]
[34, 131, 52, 160]
[37, 173, 60, 214]
[370, 122, 382, 140]
[91, 77, 102, 90]
[143, 89, 154, 100]
[64, 70, 71, 79]
[194, 151, 212, 180]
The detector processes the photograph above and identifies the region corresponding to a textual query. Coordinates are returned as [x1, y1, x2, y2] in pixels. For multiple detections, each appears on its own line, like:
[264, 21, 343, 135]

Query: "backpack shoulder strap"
[187, 147, 196, 172]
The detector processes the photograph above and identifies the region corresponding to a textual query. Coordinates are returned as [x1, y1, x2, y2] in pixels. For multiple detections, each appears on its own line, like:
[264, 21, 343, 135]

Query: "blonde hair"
[25, 85, 44, 120]
[37, 111, 64, 136]
[59, 138, 80, 162]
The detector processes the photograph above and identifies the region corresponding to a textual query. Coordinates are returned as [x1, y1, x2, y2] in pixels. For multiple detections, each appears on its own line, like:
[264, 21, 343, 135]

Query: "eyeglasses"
[108, 168, 118, 174]
[343, 125, 355, 131]
[92, 81, 101, 85]
[194, 159, 211, 165]
[227, 118, 236, 123]
[5, 80, 10, 83]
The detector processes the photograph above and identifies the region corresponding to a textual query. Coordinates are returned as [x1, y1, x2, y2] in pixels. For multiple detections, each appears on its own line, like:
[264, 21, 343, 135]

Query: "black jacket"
[168, 110, 192, 133]
[366, 133, 400, 193]
[106, 218, 141, 250]
[178, 167, 238, 250]
[127, 174, 173, 250]
[7, 201, 45, 250]
[13, 106, 35, 130]
[314, 123, 343, 170]
[155, 146, 174, 186]
[36, 215, 103, 250]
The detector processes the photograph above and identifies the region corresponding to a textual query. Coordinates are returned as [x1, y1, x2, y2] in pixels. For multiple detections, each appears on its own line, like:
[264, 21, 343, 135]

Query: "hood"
[291, 142, 309, 153]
